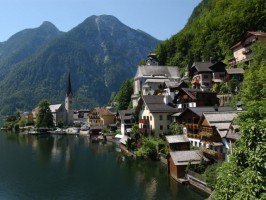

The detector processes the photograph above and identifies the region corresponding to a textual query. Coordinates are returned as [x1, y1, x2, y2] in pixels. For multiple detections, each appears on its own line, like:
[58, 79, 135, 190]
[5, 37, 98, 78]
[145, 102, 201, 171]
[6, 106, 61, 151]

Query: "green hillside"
[0, 15, 160, 116]
[155, 0, 266, 69]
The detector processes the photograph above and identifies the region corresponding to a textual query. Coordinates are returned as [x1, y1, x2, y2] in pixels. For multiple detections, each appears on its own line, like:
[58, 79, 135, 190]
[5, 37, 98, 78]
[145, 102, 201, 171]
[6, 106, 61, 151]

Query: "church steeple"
[65, 72, 73, 125]
[66, 72, 73, 97]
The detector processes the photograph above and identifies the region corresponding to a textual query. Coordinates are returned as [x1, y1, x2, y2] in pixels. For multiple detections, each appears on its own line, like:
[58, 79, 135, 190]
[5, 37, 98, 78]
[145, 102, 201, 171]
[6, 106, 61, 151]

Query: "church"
[47, 72, 74, 126]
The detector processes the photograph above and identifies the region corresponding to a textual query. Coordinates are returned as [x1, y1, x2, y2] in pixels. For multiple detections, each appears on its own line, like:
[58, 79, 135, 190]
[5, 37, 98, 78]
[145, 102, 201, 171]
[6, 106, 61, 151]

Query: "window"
[160, 125, 163, 130]
[150, 116, 152, 121]
[203, 75, 209, 79]
[167, 125, 170, 130]
[167, 115, 171, 120]
[159, 115, 163, 120]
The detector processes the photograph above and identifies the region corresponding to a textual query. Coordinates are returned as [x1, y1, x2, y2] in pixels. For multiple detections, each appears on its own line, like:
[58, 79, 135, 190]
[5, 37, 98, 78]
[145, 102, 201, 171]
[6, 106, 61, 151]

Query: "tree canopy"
[36, 99, 54, 128]
[213, 44, 266, 199]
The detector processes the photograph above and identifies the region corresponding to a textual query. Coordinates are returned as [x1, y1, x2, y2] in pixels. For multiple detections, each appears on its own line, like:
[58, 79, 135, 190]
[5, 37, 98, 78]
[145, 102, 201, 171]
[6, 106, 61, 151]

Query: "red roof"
[230, 31, 266, 49]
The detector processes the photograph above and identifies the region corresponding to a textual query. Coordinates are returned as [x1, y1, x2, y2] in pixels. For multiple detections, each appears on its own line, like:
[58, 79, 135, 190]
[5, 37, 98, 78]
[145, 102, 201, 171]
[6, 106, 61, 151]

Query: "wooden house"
[169, 150, 206, 180]
[165, 135, 190, 151]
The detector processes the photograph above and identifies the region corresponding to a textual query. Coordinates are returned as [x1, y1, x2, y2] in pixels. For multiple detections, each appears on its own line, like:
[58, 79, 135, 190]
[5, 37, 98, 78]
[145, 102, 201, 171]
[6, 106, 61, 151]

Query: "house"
[226, 68, 244, 82]
[189, 61, 226, 90]
[116, 110, 135, 136]
[169, 150, 207, 180]
[174, 88, 220, 109]
[88, 108, 115, 127]
[131, 53, 180, 108]
[224, 123, 241, 159]
[198, 111, 239, 161]
[19, 112, 34, 125]
[165, 135, 190, 151]
[173, 106, 234, 148]
[73, 109, 90, 126]
[228, 31, 266, 67]
[135, 95, 178, 137]
[49, 104, 65, 126]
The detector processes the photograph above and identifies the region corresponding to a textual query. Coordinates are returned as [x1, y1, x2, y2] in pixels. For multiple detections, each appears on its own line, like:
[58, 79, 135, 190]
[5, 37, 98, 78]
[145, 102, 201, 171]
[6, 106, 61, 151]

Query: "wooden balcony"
[187, 133, 201, 139]
[191, 79, 200, 84]
[200, 147, 225, 161]
[185, 123, 198, 129]
[139, 119, 150, 124]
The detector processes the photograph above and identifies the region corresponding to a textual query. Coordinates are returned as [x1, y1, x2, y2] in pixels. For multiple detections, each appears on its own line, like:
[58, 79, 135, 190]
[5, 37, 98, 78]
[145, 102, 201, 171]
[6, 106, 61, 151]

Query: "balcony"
[187, 133, 200, 139]
[200, 147, 225, 161]
[139, 119, 150, 124]
[185, 123, 198, 129]
[191, 79, 200, 84]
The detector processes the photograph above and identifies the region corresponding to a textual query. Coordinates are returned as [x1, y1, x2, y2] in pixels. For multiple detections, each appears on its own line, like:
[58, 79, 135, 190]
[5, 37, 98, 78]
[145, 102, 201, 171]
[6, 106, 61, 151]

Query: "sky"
[0, 0, 201, 42]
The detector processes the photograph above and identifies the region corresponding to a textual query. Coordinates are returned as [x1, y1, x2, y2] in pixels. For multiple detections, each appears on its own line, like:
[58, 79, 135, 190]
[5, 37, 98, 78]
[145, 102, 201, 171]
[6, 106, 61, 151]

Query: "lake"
[0, 132, 207, 200]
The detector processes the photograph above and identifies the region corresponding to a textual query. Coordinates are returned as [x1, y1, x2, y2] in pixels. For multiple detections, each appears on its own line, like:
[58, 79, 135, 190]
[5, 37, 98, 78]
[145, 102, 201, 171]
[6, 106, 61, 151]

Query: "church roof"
[66, 72, 73, 96]
[135, 65, 180, 80]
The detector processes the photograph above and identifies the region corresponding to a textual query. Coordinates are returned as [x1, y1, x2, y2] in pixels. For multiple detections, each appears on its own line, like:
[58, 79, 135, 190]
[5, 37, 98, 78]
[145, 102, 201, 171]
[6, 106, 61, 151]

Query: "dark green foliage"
[0, 15, 160, 117]
[204, 163, 222, 190]
[213, 45, 266, 199]
[113, 79, 133, 110]
[36, 99, 54, 128]
[155, 0, 266, 70]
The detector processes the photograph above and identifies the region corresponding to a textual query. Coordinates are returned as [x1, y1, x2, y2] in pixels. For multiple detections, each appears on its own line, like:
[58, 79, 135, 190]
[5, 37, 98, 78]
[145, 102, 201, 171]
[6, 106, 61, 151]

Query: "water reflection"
[1, 132, 207, 200]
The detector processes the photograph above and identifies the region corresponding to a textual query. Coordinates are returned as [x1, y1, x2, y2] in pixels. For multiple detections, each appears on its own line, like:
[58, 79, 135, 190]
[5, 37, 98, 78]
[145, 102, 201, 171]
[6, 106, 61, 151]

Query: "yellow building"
[88, 108, 115, 127]
[135, 95, 178, 137]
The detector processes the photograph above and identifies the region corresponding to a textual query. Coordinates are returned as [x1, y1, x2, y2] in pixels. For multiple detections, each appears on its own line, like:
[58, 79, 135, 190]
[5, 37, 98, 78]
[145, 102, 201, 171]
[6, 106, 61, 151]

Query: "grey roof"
[49, 104, 63, 113]
[118, 110, 134, 124]
[226, 68, 244, 74]
[179, 106, 234, 118]
[180, 88, 217, 100]
[202, 112, 239, 138]
[142, 95, 178, 113]
[170, 150, 206, 165]
[165, 135, 190, 144]
[145, 78, 170, 83]
[192, 62, 213, 73]
[135, 65, 180, 79]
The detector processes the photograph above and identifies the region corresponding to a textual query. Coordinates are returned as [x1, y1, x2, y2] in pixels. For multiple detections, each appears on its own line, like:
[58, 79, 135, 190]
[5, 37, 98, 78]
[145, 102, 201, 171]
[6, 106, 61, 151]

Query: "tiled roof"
[142, 95, 178, 113]
[49, 104, 62, 113]
[170, 150, 206, 165]
[192, 62, 213, 72]
[230, 31, 266, 49]
[226, 68, 244, 74]
[135, 65, 180, 79]
[180, 106, 234, 118]
[165, 135, 190, 144]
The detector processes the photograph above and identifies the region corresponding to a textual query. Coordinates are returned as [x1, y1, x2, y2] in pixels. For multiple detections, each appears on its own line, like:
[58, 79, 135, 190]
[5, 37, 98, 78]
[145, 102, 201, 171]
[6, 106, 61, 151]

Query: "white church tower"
[65, 72, 73, 125]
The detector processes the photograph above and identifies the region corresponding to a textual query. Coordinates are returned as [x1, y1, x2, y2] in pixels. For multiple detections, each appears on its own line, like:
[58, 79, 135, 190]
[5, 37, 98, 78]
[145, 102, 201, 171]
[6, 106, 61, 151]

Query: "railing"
[186, 123, 198, 129]
[187, 133, 201, 139]
[138, 119, 150, 124]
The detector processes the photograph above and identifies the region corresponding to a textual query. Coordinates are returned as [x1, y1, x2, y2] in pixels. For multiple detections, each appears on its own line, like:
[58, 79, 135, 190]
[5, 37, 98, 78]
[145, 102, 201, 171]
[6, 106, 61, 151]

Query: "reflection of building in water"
[145, 179, 157, 200]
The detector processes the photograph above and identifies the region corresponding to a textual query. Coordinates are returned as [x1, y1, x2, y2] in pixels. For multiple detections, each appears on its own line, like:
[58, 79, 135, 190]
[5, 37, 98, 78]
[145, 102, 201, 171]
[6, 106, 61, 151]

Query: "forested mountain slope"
[0, 15, 160, 116]
[155, 0, 266, 70]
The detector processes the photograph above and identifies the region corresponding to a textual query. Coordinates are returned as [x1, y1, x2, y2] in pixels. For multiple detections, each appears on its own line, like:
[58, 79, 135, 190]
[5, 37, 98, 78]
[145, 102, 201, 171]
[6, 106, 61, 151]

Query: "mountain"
[155, 0, 266, 69]
[0, 21, 63, 80]
[0, 15, 160, 116]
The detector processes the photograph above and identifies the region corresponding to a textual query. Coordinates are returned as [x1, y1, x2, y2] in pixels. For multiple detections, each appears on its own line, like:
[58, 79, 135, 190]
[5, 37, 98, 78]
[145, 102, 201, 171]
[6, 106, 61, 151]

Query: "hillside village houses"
[19, 31, 265, 193]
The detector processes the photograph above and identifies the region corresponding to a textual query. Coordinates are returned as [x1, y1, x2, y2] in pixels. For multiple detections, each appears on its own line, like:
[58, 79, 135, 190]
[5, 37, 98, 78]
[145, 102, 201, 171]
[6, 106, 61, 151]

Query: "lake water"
[0, 132, 207, 200]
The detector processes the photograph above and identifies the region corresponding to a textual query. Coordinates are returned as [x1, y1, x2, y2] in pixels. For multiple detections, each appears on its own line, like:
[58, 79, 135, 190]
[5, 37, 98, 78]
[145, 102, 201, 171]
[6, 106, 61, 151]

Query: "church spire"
[66, 72, 72, 96]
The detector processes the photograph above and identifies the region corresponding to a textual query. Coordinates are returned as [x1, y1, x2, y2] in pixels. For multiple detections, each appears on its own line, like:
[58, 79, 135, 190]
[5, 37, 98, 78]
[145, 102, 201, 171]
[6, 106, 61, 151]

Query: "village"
[3, 31, 265, 195]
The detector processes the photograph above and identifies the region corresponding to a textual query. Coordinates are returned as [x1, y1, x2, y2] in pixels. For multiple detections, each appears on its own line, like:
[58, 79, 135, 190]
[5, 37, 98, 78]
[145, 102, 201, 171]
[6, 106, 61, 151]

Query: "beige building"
[131, 53, 180, 108]
[135, 95, 178, 137]
[88, 108, 115, 127]
[229, 31, 266, 66]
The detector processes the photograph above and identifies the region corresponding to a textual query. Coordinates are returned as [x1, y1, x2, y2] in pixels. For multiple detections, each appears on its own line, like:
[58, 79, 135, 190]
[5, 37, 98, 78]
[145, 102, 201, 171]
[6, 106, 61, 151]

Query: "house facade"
[190, 61, 226, 90]
[88, 108, 115, 127]
[132, 53, 180, 108]
[197, 111, 239, 161]
[229, 31, 266, 67]
[135, 95, 178, 137]
[117, 110, 135, 136]
[174, 88, 220, 109]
